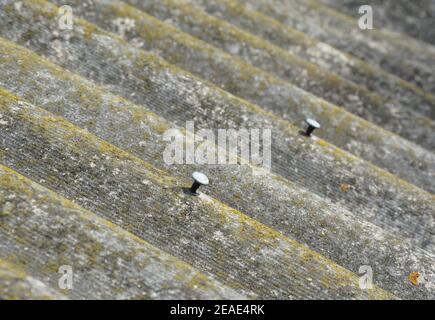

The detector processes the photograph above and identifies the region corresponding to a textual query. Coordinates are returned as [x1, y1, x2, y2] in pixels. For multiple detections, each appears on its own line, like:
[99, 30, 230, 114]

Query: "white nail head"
[305, 118, 320, 129]
[192, 172, 209, 185]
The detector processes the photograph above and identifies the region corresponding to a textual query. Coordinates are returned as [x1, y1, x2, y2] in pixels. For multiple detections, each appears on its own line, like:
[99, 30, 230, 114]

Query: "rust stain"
[339, 183, 352, 193]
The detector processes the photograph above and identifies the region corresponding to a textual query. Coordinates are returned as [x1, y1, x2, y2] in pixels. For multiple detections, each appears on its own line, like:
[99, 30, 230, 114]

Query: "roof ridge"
[238, 0, 435, 92]
[187, 0, 435, 119]
[1, 1, 434, 194]
[0, 164, 248, 299]
[304, 0, 435, 54]
[0, 258, 68, 299]
[0, 43, 433, 298]
[0, 88, 396, 299]
[0, 34, 434, 251]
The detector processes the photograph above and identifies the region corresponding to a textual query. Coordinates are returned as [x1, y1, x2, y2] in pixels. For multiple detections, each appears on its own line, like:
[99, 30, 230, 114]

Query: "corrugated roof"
[0, 0, 434, 299]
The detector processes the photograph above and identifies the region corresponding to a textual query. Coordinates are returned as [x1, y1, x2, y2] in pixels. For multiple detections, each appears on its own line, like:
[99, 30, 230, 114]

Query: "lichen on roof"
[0, 0, 434, 300]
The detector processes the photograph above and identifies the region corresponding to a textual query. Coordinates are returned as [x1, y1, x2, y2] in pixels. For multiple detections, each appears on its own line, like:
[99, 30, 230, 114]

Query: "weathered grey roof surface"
[317, 0, 435, 47]
[236, 0, 435, 93]
[0, 0, 434, 299]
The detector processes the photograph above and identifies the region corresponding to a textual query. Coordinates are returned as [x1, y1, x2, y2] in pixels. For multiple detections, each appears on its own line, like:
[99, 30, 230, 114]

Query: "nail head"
[305, 118, 320, 129]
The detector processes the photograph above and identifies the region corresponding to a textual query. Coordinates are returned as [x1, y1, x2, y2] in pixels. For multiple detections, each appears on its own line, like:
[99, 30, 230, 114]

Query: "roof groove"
[0, 3, 431, 237]
[315, 0, 435, 48]
[0, 33, 434, 251]
[0, 258, 68, 299]
[34, 0, 435, 187]
[0, 164, 247, 299]
[188, 0, 435, 120]
[0, 91, 398, 299]
[0, 42, 433, 297]
[240, 0, 435, 93]
[104, 0, 435, 149]
[0, 0, 433, 300]
[1, 1, 434, 194]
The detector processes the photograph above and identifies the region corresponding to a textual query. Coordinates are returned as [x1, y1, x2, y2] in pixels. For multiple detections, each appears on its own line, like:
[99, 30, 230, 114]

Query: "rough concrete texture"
[1, 29, 434, 253]
[185, 0, 435, 120]
[0, 91, 398, 299]
[0, 0, 433, 300]
[317, 0, 435, 47]
[0, 259, 68, 299]
[0, 164, 246, 300]
[37, 0, 435, 173]
[0, 42, 433, 298]
[105, 0, 434, 151]
[0, 0, 434, 195]
[237, 0, 435, 94]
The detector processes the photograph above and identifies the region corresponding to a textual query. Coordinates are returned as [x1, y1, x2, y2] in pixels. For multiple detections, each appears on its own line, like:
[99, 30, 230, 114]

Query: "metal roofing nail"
[189, 172, 209, 196]
[304, 118, 320, 137]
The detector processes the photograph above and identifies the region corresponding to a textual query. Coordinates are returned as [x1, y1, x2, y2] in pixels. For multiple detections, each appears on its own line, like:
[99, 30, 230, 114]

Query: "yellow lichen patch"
[185, 272, 217, 291]
[200, 195, 394, 298]
[106, 0, 217, 59]
[0, 165, 232, 296]
[160, 0, 313, 75]
[312, 135, 432, 199]
[408, 272, 420, 286]
[0, 33, 175, 141]
[0, 257, 62, 299]
[81, 21, 97, 43]
[290, 196, 306, 209]
[0, 258, 27, 280]
[313, 138, 357, 164]
[25, 0, 58, 19]
[105, 2, 165, 44]
[224, 0, 314, 46]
